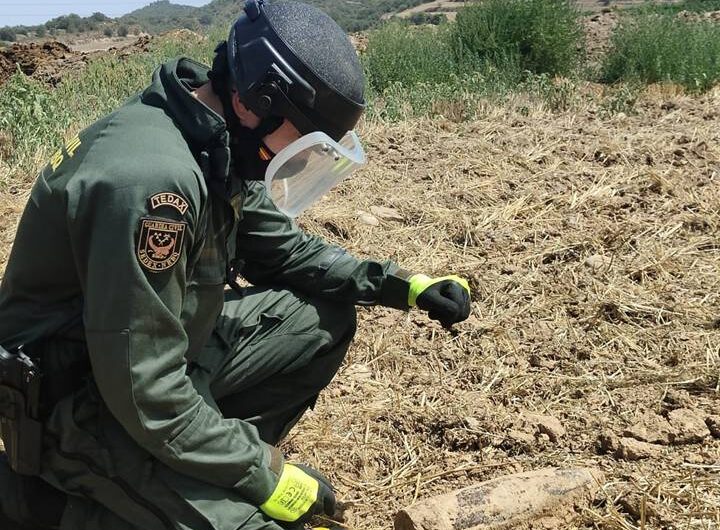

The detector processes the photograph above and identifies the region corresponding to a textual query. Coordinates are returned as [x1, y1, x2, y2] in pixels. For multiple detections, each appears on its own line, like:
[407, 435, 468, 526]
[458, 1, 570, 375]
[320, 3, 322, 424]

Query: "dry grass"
[289, 85, 720, 529]
[0, 84, 719, 529]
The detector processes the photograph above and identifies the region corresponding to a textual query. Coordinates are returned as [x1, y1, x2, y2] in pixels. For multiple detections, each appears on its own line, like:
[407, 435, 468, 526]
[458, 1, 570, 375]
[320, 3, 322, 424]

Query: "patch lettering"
[149, 192, 189, 215]
[137, 218, 186, 273]
[48, 134, 82, 172]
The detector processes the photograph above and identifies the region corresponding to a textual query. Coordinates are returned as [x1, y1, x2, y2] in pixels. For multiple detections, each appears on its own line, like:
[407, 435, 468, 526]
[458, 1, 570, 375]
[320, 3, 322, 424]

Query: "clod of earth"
[598, 431, 663, 461]
[666, 408, 711, 444]
[370, 205, 404, 221]
[522, 413, 566, 443]
[394, 467, 604, 530]
[706, 415, 720, 438]
[622, 411, 677, 445]
[584, 254, 612, 270]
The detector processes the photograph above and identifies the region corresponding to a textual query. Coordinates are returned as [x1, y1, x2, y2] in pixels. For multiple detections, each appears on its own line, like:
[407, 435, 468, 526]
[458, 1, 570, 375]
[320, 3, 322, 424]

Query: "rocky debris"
[676, 10, 720, 23]
[370, 205, 404, 221]
[357, 211, 380, 226]
[0, 53, 14, 85]
[349, 32, 368, 54]
[507, 429, 536, 446]
[583, 11, 618, 64]
[115, 35, 153, 59]
[394, 467, 604, 530]
[623, 411, 677, 445]
[706, 416, 720, 438]
[662, 388, 693, 410]
[617, 492, 657, 523]
[584, 254, 612, 270]
[523, 413, 566, 443]
[667, 408, 711, 444]
[599, 431, 662, 461]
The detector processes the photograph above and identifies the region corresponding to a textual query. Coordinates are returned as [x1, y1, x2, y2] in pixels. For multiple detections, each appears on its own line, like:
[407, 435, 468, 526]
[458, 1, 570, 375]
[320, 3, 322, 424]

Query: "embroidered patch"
[137, 218, 186, 273]
[149, 192, 189, 215]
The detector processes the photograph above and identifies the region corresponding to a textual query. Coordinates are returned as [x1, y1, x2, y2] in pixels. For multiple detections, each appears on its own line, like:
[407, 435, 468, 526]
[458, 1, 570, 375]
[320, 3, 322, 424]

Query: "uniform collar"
[144, 57, 228, 149]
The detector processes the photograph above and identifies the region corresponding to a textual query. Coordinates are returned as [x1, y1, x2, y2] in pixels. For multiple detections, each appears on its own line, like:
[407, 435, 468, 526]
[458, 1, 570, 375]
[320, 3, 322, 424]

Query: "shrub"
[633, 0, 720, 15]
[118, 25, 129, 37]
[363, 21, 457, 91]
[0, 28, 16, 42]
[451, 0, 584, 77]
[601, 14, 720, 92]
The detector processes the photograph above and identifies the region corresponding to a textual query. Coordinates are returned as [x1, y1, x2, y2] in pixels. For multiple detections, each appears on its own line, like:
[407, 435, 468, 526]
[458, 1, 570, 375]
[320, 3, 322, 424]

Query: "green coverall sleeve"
[237, 182, 411, 309]
[66, 173, 278, 506]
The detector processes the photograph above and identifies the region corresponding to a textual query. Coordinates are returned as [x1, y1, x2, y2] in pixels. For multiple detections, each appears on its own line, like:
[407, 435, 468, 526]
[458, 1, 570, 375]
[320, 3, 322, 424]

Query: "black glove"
[409, 274, 471, 328]
[260, 463, 336, 524]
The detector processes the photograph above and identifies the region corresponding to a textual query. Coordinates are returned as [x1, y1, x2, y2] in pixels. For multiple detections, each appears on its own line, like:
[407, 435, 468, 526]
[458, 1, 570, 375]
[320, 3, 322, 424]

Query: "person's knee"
[315, 298, 357, 348]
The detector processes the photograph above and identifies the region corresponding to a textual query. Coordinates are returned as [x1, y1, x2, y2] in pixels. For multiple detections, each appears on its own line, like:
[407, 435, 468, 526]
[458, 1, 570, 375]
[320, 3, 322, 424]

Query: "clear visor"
[264, 131, 366, 218]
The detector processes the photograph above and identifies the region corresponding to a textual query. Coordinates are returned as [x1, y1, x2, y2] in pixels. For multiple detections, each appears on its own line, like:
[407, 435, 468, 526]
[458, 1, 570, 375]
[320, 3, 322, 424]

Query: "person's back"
[0, 72, 207, 350]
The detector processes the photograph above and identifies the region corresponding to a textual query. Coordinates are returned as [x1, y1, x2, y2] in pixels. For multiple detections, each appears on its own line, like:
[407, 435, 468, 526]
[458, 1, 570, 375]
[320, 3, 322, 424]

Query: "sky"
[0, 0, 210, 27]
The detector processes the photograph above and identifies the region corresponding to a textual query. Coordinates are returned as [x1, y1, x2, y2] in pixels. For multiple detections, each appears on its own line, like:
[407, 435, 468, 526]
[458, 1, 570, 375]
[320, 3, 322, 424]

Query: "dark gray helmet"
[226, 0, 365, 141]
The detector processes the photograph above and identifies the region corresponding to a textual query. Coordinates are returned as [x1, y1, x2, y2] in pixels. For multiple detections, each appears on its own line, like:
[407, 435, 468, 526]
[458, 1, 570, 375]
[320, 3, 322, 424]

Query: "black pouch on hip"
[0, 345, 43, 475]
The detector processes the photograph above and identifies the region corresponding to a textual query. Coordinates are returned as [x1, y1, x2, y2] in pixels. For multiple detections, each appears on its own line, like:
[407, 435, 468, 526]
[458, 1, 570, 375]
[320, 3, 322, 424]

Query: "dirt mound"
[113, 35, 154, 59]
[0, 41, 88, 86]
[584, 11, 619, 64]
[0, 36, 154, 88]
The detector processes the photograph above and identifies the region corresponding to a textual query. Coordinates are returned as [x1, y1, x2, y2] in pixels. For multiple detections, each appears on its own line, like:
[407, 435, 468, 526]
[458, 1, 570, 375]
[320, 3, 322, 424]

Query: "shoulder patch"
[137, 218, 186, 273]
[149, 192, 189, 215]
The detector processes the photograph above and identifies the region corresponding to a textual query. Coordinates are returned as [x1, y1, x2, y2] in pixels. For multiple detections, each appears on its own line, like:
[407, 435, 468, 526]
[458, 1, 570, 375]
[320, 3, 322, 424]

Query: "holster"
[0, 345, 43, 476]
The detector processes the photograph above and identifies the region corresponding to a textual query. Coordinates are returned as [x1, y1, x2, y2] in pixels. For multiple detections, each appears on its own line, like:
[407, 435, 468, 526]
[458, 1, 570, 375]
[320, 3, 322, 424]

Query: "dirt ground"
[0, 36, 152, 87]
[1, 27, 720, 530]
[3, 79, 717, 529]
[288, 85, 720, 529]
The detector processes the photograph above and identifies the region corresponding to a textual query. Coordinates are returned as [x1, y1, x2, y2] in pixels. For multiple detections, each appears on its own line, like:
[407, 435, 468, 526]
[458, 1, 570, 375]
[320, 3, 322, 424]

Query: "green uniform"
[0, 58, 410, 530]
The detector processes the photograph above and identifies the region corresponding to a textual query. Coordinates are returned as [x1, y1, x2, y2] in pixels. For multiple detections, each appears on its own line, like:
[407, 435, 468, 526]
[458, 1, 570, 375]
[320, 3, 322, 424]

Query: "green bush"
[0, 28, 16, 42]
[451, 0, 584, 77]
[601, 14, 720, 92]
[632, 0, 720, 15]
[364, 22, 457, 92]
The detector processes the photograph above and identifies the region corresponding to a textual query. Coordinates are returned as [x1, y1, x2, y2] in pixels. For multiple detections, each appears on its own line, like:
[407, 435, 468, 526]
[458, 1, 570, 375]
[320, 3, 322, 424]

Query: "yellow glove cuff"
[408, 274, 470, 307]
[260, 464, 319, 522]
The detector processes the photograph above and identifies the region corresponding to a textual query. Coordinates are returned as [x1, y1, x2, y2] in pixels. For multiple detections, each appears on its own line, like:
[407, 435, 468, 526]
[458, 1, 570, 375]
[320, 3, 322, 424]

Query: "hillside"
[0, 0, 431, 42]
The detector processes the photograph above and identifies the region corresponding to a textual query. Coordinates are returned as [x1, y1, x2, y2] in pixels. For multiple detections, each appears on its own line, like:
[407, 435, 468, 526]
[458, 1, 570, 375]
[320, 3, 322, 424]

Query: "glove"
[260, 463, 336, 523]
[408, 274, 471, 327]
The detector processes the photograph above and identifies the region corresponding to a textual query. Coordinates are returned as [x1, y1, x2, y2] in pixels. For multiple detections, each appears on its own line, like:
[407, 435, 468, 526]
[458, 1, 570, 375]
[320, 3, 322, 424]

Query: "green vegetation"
[364, 23, 457, 91]
[451, 0, 584, 77]
[363, 0, 585, 118]
[629, 0, 720, 14]
[4, 0, 720, 180]
[120, 0, 200, 33]
[0, 34, 216, 183]
[601, 14, 720, 92]
[0, 28, 16, 42]
[0, 0, 431, 39]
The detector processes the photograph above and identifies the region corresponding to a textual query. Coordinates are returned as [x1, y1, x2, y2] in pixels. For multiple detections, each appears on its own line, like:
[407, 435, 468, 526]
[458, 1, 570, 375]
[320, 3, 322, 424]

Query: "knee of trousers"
[313, 298, 357, 350]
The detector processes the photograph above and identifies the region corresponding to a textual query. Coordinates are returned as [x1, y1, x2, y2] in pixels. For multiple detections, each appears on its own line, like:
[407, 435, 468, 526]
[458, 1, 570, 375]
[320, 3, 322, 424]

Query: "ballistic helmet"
[225, 0, 365, 141]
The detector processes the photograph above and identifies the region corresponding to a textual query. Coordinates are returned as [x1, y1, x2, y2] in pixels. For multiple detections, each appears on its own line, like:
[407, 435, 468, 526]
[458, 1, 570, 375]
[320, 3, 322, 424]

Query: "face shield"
[264, 130, 366, 217]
